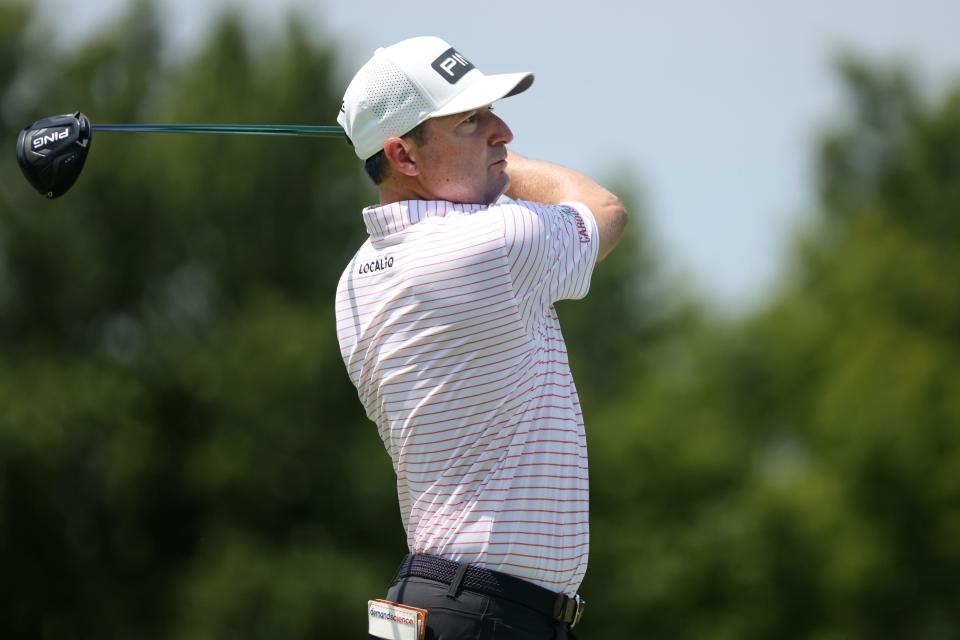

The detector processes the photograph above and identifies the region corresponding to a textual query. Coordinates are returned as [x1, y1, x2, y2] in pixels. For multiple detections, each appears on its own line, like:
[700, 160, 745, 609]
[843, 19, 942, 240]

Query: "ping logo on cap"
[431, 48, 474, 84]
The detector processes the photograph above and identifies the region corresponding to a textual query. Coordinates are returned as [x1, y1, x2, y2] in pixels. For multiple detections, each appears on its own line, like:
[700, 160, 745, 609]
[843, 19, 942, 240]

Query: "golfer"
[335, 36, 627, 639]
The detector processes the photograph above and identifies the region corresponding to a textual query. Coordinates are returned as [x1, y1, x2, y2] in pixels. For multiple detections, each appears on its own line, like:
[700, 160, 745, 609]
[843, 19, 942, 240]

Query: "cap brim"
[430, 71, 534, 118]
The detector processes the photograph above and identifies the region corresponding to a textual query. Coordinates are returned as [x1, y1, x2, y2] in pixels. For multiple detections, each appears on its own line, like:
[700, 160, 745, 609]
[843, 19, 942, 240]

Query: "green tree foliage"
[580, 57, 960, 639]
[1, 2, 399, 637]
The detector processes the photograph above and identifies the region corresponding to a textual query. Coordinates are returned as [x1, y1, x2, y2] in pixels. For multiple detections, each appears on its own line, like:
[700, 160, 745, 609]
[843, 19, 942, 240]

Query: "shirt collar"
[362, 200, 486, 241]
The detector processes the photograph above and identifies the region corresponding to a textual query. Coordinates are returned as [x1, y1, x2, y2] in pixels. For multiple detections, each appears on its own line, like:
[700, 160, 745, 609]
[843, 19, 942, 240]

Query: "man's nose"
[489, 112, 514, 146]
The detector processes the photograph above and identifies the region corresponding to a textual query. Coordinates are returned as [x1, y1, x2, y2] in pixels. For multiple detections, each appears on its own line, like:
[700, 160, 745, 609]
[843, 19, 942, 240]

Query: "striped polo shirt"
[334, 197, 599, 595]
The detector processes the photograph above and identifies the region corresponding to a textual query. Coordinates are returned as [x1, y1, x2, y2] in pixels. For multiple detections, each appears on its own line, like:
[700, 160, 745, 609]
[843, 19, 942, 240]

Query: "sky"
[35, 0, 960, 309]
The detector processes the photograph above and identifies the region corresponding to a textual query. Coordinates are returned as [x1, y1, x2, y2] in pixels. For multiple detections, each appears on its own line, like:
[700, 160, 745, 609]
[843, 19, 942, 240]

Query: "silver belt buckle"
[571, 594, 585, 628]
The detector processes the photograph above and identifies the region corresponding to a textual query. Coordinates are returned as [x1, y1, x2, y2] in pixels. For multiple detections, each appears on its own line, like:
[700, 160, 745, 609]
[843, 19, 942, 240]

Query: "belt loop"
[554, 593, 585, 626]
[553, 594, 567, 622]
[446, 562, 469, 600]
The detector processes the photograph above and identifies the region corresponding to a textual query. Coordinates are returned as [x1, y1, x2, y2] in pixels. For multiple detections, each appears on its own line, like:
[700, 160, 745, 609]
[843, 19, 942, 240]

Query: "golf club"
[16, 111, 344, 199]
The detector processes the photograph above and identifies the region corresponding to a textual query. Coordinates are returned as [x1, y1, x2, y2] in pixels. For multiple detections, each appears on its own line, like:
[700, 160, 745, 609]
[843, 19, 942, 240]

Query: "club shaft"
[91, 123, 343, 138]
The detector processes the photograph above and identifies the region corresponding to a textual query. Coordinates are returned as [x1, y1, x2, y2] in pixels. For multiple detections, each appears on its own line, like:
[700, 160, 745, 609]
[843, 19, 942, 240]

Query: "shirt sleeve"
[499, 199, 600, 316]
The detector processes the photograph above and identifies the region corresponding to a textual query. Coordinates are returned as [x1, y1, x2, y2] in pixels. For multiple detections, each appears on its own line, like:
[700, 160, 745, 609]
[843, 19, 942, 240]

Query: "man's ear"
[383, 137, 419, 177]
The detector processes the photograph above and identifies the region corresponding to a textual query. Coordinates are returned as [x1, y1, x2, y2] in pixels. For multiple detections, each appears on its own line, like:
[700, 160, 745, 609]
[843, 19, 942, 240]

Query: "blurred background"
[2, 0, 959, 637]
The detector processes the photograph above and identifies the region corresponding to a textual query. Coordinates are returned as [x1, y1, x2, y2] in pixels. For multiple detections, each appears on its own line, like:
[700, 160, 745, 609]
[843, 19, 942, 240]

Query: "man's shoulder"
[488, 198, 592, 222]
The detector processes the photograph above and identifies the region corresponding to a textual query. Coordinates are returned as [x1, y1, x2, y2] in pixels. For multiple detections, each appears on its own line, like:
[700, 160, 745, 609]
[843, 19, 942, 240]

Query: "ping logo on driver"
[431, 48, 474, 84]
[32, 128, 71, 149]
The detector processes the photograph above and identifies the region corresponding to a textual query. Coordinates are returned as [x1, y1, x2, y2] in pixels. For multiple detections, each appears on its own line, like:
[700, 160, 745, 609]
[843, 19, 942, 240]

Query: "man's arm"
[505, 151, 628, 262]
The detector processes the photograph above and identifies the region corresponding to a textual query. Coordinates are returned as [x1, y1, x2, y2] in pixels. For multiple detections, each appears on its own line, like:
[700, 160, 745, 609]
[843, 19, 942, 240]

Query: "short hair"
[352, 121, 430, 185]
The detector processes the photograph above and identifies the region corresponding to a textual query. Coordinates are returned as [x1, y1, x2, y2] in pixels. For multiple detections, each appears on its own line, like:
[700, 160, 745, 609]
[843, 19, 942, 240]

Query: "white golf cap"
[338, 36, 534, 160]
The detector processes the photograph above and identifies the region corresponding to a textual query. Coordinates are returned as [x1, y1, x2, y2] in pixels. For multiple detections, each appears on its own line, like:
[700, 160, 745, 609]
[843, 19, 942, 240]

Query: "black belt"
[396, 553, 585, 628]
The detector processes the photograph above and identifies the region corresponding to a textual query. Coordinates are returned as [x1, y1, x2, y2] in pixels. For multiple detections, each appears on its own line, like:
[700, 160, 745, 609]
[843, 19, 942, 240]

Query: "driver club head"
[16, 111, 92, 199]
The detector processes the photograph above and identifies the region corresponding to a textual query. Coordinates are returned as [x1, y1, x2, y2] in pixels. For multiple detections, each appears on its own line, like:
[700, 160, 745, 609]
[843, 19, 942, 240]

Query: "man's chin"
[485, 176, 510, 204]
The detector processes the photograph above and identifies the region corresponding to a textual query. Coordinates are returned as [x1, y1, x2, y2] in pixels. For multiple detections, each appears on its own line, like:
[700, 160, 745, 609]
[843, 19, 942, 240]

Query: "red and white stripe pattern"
[335, 198, 599, 595]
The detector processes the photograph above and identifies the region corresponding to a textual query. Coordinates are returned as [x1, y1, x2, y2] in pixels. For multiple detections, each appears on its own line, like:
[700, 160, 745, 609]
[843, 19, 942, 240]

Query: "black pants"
[379, 576, 577, 639]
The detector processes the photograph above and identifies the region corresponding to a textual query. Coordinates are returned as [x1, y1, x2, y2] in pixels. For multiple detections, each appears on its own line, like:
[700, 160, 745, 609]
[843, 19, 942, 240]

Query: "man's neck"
[378, 174, 429, 205]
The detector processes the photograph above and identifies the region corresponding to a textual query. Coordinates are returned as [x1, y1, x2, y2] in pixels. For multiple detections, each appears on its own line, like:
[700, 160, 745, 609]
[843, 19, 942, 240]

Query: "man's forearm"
[505, 152, 584, 204]
[505, 151, 628, 262]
